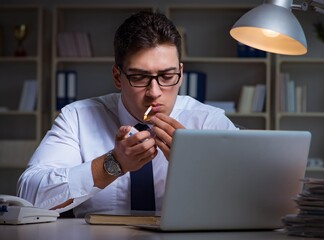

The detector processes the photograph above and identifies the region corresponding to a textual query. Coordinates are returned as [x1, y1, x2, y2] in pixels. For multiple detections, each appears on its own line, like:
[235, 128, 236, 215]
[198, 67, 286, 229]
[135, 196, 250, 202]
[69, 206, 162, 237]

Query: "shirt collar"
[118, 96, 139, 127]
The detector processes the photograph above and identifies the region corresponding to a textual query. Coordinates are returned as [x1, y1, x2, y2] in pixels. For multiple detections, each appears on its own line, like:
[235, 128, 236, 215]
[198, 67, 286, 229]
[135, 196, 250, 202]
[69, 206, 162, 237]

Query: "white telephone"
[0, 194, 59, 224]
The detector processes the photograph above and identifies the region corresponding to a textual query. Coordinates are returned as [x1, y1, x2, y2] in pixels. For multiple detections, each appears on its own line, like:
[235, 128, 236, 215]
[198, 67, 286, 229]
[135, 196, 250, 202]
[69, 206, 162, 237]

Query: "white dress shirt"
[17, 93, 238, 217]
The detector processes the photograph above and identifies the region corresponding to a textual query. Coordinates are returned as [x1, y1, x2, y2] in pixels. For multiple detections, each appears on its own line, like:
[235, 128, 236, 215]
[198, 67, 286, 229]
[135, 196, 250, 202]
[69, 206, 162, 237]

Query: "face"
[113, 44, 183, 122]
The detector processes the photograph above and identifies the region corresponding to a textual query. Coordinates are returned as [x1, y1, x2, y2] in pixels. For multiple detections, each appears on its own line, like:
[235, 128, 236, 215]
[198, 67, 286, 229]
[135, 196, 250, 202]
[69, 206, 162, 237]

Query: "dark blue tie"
[130, 123, 156, 211]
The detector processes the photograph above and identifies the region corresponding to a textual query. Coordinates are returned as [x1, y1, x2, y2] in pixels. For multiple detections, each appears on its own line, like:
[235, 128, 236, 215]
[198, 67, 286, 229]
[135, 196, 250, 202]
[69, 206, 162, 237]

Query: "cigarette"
[143, 106, 152, 121]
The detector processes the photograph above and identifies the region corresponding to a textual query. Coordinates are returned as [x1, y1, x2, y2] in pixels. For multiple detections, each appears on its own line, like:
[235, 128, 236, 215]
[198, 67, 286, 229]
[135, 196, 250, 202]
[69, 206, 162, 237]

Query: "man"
[17, 11, 238, 217]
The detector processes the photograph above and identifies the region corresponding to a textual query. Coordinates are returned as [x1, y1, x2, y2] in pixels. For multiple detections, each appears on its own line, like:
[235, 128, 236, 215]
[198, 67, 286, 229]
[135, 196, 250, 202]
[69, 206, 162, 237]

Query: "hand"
[149, 113, 185, 160]
[113, 126, 158, 173]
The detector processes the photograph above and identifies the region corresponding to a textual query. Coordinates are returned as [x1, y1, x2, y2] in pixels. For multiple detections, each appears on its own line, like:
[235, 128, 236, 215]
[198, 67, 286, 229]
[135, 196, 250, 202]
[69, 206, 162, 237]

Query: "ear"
[178, 63, 184, 87]
[112, 64, 122, 90]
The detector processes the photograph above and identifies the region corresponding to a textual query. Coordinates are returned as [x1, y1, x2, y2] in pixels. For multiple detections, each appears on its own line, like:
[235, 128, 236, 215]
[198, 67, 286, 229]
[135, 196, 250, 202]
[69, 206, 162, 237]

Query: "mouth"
[143, 104, 162, 121]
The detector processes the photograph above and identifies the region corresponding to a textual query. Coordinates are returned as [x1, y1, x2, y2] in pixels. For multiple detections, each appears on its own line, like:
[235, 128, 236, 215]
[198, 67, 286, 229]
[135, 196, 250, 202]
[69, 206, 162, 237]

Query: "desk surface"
[0, 218, 310, 240]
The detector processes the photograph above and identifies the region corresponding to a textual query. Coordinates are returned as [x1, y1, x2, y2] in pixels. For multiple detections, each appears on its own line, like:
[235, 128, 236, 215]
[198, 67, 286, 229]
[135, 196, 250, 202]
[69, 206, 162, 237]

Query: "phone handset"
[0, 194, 33, 208]
[0, 194, 59, 224]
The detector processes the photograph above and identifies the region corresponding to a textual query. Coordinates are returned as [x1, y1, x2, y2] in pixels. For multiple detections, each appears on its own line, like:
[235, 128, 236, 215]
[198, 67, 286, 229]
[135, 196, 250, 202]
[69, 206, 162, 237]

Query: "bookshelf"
[0, 5, 43, 168]
[166, 5, 271, 130]
[51, 5, 155, 122]
[275, 10, 324, 176]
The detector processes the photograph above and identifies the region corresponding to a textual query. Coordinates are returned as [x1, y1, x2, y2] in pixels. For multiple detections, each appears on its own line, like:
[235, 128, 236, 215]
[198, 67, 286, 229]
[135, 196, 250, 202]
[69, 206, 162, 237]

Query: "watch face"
[107, 160, 119, 173]
[104, 153, 122, 176]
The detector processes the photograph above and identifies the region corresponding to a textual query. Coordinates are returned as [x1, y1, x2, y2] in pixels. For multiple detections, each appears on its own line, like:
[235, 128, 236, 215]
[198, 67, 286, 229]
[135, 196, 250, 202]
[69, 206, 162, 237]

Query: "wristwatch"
[103, 150, 123, 177]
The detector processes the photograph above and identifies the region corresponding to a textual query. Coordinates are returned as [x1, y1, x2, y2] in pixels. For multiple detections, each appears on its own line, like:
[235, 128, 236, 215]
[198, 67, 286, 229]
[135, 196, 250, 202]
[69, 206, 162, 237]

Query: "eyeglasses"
[118, 66, 181, 88]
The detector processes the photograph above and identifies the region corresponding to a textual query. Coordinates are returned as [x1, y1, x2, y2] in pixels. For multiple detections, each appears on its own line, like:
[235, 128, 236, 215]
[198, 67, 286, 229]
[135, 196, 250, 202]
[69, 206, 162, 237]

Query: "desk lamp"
[230, 0, 324, 55]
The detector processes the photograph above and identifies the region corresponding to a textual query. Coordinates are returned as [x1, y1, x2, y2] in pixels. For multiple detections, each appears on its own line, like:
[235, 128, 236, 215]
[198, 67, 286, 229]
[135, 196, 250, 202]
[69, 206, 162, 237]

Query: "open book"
[85, 210, 161, 225]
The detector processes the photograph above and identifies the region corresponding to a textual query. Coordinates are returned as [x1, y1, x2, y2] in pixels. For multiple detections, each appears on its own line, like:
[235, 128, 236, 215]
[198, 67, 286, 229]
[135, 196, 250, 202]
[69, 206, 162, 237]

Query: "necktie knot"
[134, 123, 149, 132]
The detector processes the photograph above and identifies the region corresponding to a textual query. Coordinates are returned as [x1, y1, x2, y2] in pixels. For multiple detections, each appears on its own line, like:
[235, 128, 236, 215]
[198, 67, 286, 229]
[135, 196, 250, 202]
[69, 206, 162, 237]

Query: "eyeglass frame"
[117, 65, 182, 88]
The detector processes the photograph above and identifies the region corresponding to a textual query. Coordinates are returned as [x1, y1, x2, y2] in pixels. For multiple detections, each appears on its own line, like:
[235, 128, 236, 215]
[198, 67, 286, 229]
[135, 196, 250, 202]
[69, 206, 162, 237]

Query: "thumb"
[116, 126, 132, 141]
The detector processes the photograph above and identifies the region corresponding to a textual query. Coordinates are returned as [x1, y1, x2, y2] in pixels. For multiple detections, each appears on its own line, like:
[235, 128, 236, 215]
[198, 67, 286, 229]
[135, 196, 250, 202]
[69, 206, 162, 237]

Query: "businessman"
[18, 11, 238, 217]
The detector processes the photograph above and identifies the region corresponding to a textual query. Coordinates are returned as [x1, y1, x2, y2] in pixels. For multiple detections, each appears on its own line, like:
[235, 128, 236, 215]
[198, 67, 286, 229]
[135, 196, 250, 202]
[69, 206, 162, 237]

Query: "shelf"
[0, 111, 38, 116]
[55, 57, 115, 63]
[278, 58, 324, 63]
[0, 57, 39, 62]
[306, 167, 324, 172]
[226, 112, 268, 118]
[277, 112, 324, 118]
[183, 57, 269, 64]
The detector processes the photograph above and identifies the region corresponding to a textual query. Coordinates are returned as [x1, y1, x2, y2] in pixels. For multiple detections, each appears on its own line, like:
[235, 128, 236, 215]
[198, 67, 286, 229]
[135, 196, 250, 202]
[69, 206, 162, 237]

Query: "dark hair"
[114, 11, 182, 67]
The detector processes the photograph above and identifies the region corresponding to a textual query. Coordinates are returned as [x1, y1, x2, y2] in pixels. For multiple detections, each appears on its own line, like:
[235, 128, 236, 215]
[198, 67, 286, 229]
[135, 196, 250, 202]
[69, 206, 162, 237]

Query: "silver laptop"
[137, 129, 311, 231]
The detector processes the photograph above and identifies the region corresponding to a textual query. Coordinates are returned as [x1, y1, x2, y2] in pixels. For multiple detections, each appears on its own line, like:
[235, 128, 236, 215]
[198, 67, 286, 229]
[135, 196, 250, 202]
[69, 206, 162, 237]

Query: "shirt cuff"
[68, 160, 95, 198]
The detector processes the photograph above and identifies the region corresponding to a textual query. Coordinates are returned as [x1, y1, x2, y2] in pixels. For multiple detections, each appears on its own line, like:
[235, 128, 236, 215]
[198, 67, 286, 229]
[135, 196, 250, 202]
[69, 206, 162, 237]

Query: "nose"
[145, 79, 162, 98]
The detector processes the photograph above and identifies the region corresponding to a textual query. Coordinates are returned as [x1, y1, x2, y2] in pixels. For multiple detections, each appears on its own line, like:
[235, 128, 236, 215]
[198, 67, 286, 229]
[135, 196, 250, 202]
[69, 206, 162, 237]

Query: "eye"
[160, 73, 176, 80]
[128, 74, 147, 81]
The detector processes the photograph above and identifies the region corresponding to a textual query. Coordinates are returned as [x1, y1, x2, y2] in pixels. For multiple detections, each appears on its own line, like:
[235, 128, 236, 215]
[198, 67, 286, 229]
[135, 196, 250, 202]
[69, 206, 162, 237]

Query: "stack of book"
[237, 84, 266, 113]
[57, 32, 93, 57]
[282, 178, 324, 238]
[278, 72, 307, 113]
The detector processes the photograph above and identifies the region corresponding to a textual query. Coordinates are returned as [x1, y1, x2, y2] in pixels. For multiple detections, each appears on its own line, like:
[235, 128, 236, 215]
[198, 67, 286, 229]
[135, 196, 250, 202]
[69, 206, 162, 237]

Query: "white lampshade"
[230, 0, 307, 55]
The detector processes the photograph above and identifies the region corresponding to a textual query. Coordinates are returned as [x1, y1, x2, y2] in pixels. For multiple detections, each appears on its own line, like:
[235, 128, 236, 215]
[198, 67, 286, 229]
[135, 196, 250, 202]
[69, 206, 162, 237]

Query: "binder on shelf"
[179, 71, 206, 103]
[56, 70, 77, 111]
[19, 80, 37, 112]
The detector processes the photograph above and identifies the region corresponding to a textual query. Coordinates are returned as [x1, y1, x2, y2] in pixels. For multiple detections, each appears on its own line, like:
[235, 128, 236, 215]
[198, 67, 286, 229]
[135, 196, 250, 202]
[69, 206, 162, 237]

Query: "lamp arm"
[291, 0, 324, 14]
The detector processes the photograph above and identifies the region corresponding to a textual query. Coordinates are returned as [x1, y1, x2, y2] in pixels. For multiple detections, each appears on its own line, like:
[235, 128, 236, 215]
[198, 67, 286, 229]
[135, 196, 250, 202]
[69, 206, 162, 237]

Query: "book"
[251, 84, 266, 112]
[278, 72, 289, 112]
[74, 32, 93, 57]
[18, 80, 37, 111]
[287, 79, 296, 112]
[85, 210, 160, 225]
[238, 85, 255, 113]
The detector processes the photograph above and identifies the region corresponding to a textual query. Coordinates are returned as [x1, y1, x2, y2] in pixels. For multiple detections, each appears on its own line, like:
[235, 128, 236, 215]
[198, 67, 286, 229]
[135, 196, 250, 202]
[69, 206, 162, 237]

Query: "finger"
[127, 131, 152, 147]
[131, 145, 158, 171]
[129, 137, 157, 157]
[150, 114, 184, 136]
[153, 126, 172, 147]
[155, 138, 170, 160]
[150, 115, 174, 136]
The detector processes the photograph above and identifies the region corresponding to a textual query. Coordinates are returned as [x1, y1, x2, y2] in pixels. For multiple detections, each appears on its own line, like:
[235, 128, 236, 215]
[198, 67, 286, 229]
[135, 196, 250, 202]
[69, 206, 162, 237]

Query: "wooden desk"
[0, 218, 309, 240]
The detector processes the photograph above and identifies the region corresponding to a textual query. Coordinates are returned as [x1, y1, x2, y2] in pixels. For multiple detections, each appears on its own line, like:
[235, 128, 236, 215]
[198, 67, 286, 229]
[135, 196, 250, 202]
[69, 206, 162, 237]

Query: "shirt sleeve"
[17, 107, 101, 212]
